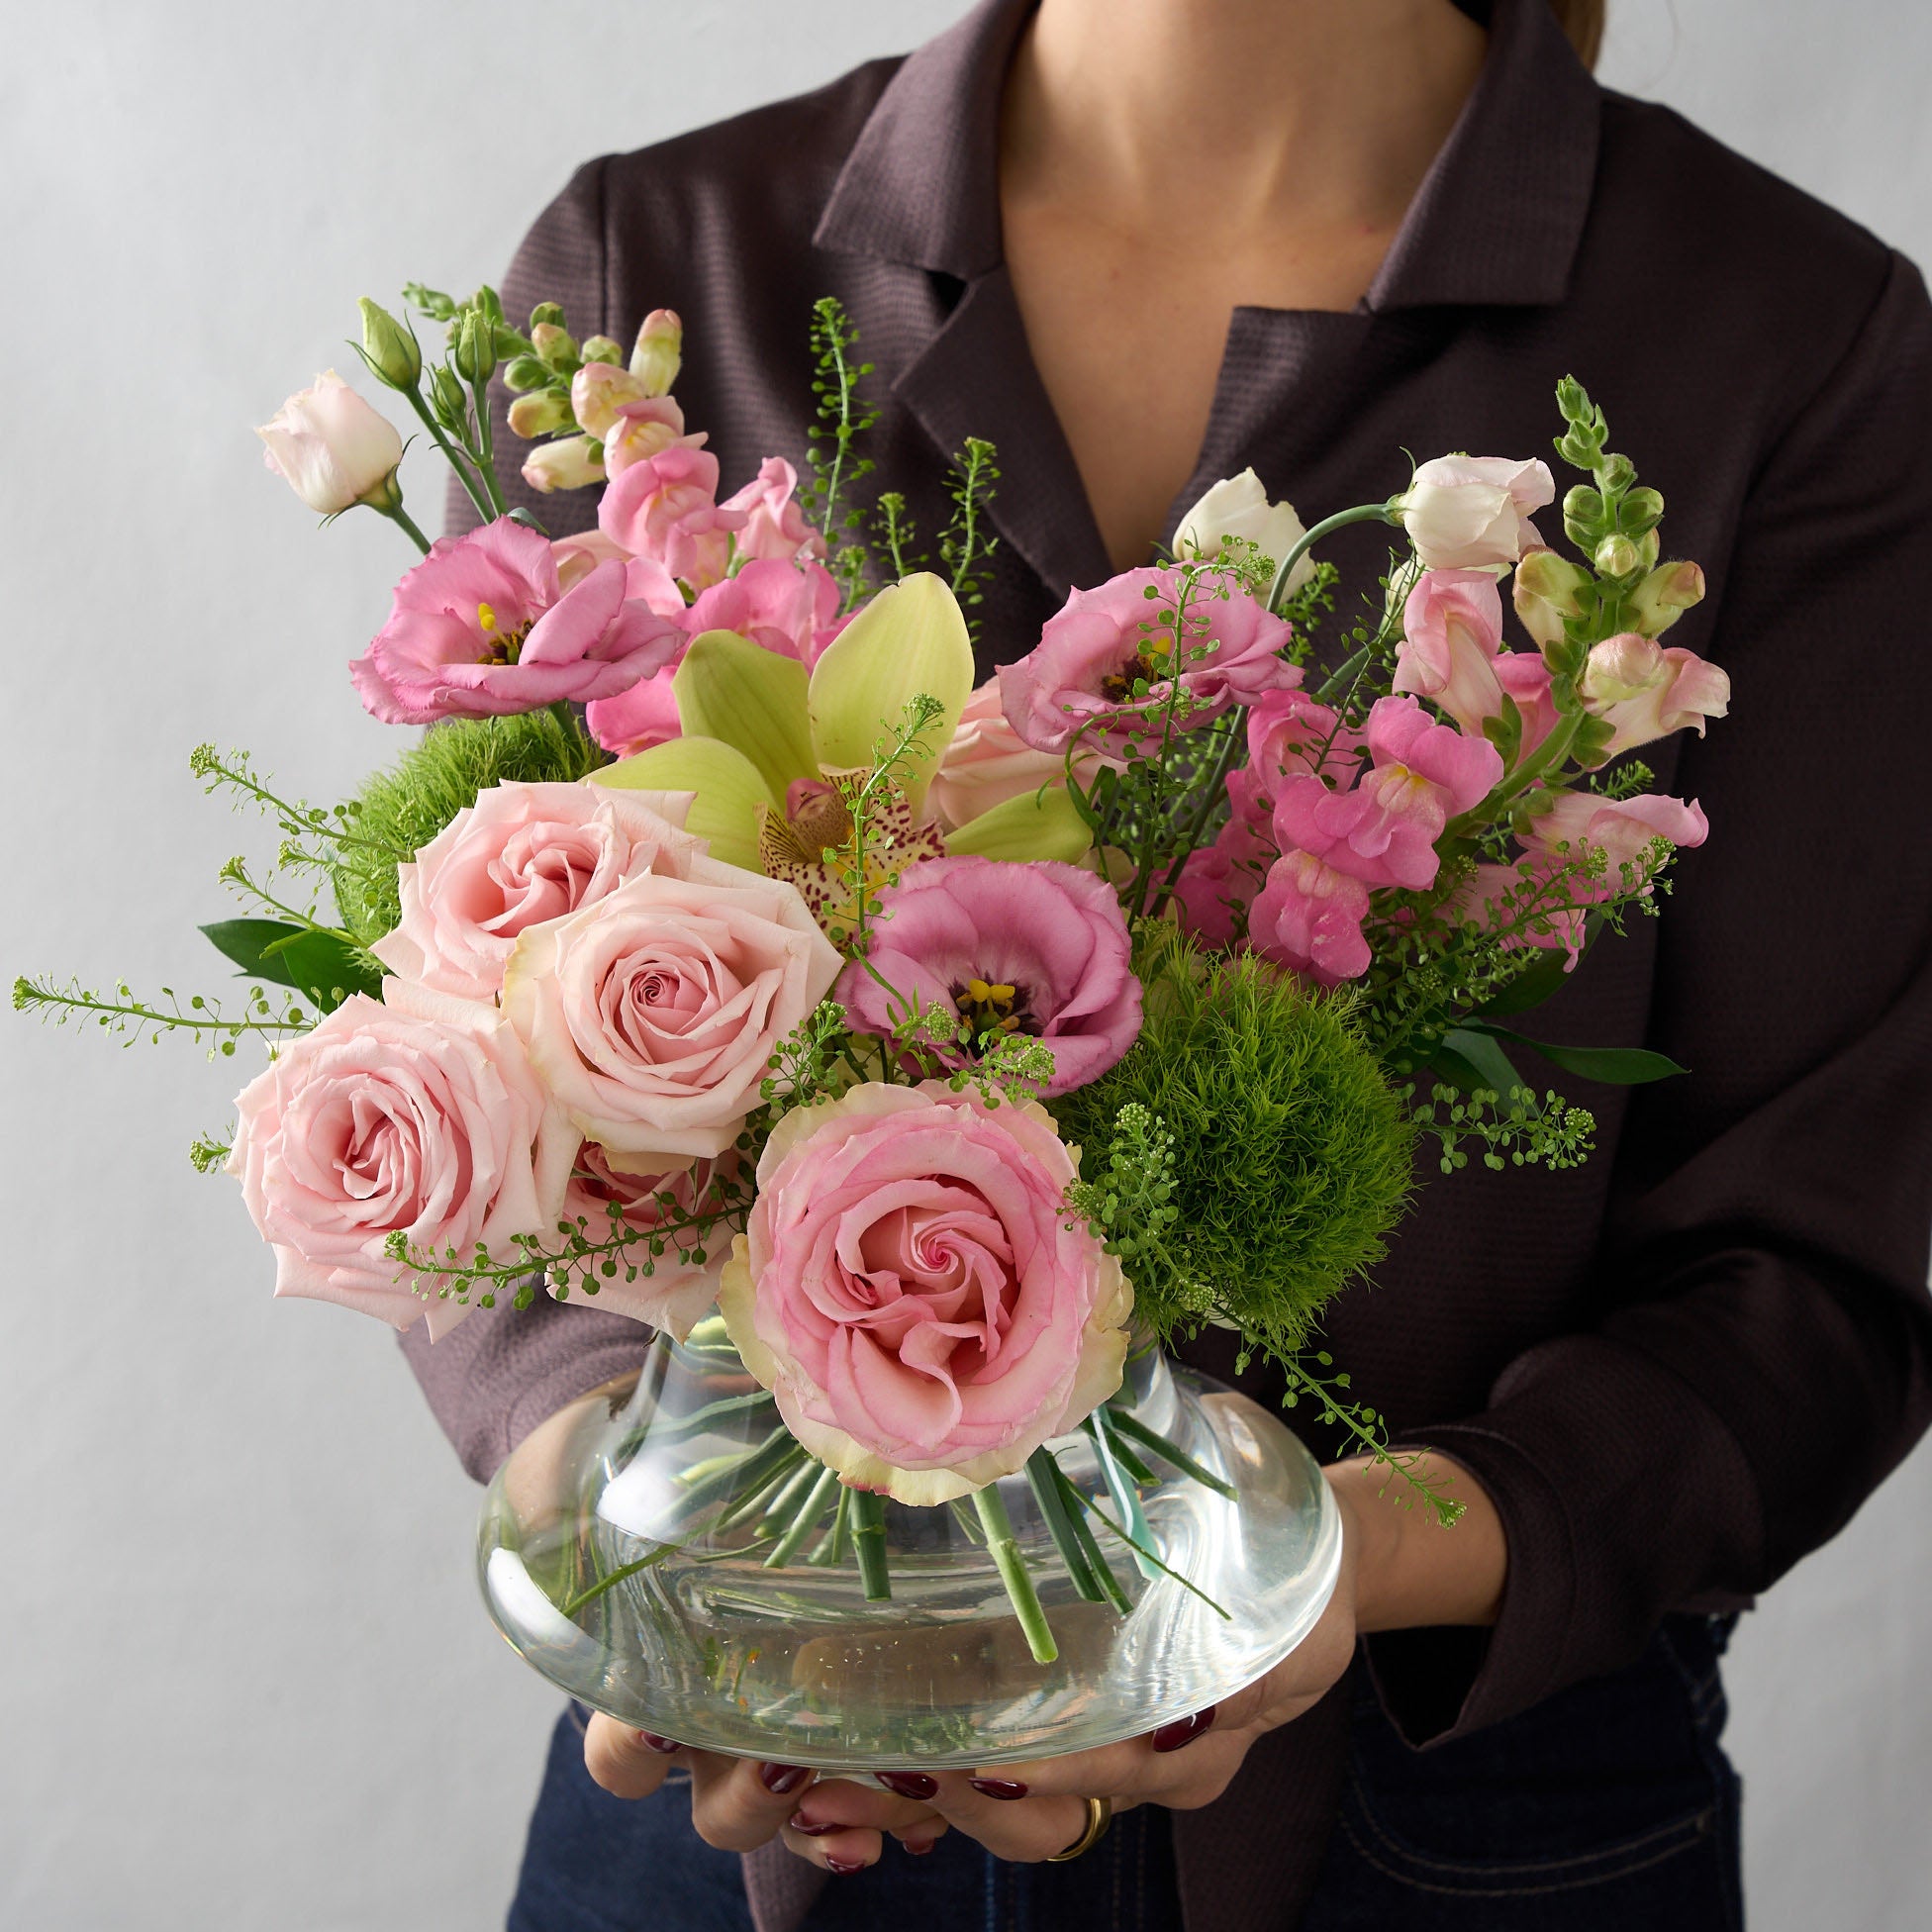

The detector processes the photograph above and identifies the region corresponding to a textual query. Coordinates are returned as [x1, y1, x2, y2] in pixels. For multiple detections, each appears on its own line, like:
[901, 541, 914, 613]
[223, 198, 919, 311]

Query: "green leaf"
[1475, 913, 1605, 1018]
[200, 920, 380, 1011]
[1472, 1023, 1688, 1086]
[1435, 1026, 1531, 1104]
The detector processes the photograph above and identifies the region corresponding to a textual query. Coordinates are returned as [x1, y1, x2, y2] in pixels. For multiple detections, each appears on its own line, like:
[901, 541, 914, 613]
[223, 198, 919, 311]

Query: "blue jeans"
[508, 1615, 1740, 1931]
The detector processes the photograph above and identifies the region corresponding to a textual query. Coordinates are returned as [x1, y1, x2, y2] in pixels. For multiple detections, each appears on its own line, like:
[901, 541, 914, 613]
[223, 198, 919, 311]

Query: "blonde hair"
[1548, 0, 1605, 67]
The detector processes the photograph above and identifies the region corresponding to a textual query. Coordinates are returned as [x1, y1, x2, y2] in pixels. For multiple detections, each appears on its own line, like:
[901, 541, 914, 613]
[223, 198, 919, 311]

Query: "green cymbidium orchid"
[595, 572, 1091, 878]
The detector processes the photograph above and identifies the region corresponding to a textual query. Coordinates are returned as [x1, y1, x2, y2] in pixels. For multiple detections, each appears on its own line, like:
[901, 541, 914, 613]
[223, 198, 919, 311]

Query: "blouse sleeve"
[1377, 249, 1932, 1741]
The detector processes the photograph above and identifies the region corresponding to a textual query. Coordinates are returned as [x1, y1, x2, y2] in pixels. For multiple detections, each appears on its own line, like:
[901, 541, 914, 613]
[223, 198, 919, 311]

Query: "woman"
[405, 2, 1932, 1926]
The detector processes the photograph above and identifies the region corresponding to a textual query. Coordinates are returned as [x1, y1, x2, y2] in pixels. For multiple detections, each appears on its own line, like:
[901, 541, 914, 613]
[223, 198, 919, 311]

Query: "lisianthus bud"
[580, 335, 625, 365]
[571, 360, 652, 437]
[1627, 559, 1705, 638]
[531, 322, 578, 369]
[429, 364, 468, 424]
[630, 309, 683, 396]
[357, 298, 421, 390]
[507, 390, 573, 438]
[1594, 532, 1642, 578]
[256, 370, 405, 515]
[1511, 548, 1591, 650]
[1174, 468, 1313, 592]
[522, 435, 605, 494]
[454, 309, 497, 385]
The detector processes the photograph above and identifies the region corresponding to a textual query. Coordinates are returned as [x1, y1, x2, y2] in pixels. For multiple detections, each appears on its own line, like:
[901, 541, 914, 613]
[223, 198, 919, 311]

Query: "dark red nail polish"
[636, 1731, 679, 1754]
[969, 1777, 1028, 1799]
[1151, 1705, 1218, 1753]
[904, 1837, 936, 1857]
[759, 1762, 812, 1795]
[789, 1812, 837, 1837]
[877, 1771, 937, 1800]
[823, 1855, 868, 1876]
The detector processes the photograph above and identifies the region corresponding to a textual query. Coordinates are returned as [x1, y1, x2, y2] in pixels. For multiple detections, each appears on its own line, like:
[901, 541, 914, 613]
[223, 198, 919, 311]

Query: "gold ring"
[1046, 1794, 1112, 1863]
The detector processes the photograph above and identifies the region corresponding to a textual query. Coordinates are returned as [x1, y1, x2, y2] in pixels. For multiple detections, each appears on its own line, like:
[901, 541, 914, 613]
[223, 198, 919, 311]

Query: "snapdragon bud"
[503, 354, 549, 393]
[629, 308, 682, 396]
[1594, 532, 1643, 579]
[507, 389, 573, 438]
[1511, 548, 1591, 650]
[357, 298, 421, 390]
[531, 322, 579, 370]
[1562, 484, 1605, 550]
[529, 302, 566, 332]
[580, 335, 625, 365]
[1627, 559, 1706, 638]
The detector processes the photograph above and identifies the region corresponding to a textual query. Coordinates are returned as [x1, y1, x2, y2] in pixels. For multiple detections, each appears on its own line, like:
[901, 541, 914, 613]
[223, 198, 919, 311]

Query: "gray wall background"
[3, 2, 1928, 1925]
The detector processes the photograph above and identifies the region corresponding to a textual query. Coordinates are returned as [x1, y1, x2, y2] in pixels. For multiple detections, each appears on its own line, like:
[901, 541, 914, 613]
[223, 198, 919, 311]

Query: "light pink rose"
[724, 457, 825, 564]
[503, 863, 842, 1161]
[836, 856, 1141, 1097]
[1394, 569, 1506, 735]
[256, 370, 403, 515]
[1398, 455, 1554, 569]
[370, 783, 705, 1001]
[926, 679, 1095, 829]
[1578, 632, 1731, 763]
[717, 1082, 1132, 1504]
[1271, 695, 1503, 893]
[1249, 849, 1374, 986]
[348, 518, 683, 725]
[1000, 565, 1300, 755]
[226, 979, 572, 1337]
[554, 1142, 740, 1339]
[598, 445, 747, 590]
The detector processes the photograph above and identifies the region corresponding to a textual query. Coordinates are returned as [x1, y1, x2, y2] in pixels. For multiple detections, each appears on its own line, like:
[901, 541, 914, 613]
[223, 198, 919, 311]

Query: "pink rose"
[1397, 455, 1554, 569]
[256, 369, 403, 515]
[1249, 849, 1374, 986]
[370, 782, 706, 1001]
[503, 863, 842, 1161]
[1578, 632, 1731, 764]
[554, 1142, 741, 1339]
[717, 1082, 1132, 1504]
[1394, 569, 1506, 735]
[926, 678, 1095, 829]
[227, 980, 571, 1337]
[1272, 695, 1503, 893]
[836, 855, 1141, 1098]
[598, 445, 747, 590]
[723, 457, 825, 564]
[999, 565, 1299, 755]
[348, 518, 683, 725]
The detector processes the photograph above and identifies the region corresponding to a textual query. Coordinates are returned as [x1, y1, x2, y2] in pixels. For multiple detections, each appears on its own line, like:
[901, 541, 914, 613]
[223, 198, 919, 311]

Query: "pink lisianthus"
[370, 783, 705, 1002]
[1396, 455, 1554, 569]
[836, 856, 1141, 1098]
[503, 863, 842, 1161]
[554, 1143, 741, 1339]
[1272, 696, 1503, 893]
[1248, 849, 1374, 986]
[1578, 632, 1731, 764]
[926, 679, 1096, 830]
[227, 979, 572, 1337]
[348, 519, 682, 725]
[1393, 569, 1506, 735]
[724, 457, 825, 564]
[717, 1082, 1132, 1504]
[999, 566, 1299, 755]
[598, 445, 746, 590]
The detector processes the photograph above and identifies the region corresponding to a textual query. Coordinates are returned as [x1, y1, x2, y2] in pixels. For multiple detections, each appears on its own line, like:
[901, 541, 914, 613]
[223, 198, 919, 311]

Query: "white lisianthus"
[255, 370, 403, 515]
[1175, 468, 1314, 593]
[1396, 455, 1555, 569]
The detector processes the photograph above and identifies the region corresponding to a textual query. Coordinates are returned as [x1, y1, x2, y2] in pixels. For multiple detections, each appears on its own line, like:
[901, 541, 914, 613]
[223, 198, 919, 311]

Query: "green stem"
[764, 1464, 842, 1569]
[1050, 1464, 1133, 1614]
[401, 384, 496, 523]
[1085, 1415, 1158, 1581]
[1025, 1449, 1103, 1604]
[974, 1483, 1058, 1664]
[469, 366, 509, 516]
[1266, 502, 1401, 615]
[375, 499, 432, 555]
[850, 1490, 891, 1601]
[1103, 1409, 1239, 1500]
[711, 1445, 808, 1533]
[809, 1485, 852, 1566]
[557, 1542, 678, 1619]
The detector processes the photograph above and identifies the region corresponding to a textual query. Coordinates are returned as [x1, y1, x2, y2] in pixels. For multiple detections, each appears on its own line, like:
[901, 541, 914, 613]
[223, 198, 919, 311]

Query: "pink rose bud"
[571, 360, 654, 437]
[1627, 560, 1706, 639]
[1511, 548, 1592, 650]
[1397, 455, 1554, 570]
[1174, 468, 1313, 592]
[629, 308, 683, 397]
[522, 434, 606, 494]
[255, 369, 404, 515]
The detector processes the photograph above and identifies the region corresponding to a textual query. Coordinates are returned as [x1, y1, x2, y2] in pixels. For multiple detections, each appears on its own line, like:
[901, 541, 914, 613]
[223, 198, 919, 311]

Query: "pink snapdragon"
[836, 856, 1141, 1098]
[1249, 850, 1374, 986]
[717, 1083, 1132, 1504]
[1272, 696, 1502, 893]
[603, 397, 705, 477]
[724, 457, 824, 564]
[598, 445, 746, 590]
[1578, 633, 1731, 763]
[348, 519, 682, 725]
[1393, 569, 1506, 735]
[999, 565, 1299, 755]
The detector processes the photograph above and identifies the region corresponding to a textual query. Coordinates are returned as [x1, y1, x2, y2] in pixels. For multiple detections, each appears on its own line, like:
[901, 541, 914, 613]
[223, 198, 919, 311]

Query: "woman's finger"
[686, 1753, 824, 1851]
[581, 1714, 686, 1801]
[919, 1771, 1097, 1864]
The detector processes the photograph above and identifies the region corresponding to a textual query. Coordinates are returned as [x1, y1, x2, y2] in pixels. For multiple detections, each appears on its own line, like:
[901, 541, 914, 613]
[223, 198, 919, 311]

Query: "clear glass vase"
[479, 1321, 1341, 1769]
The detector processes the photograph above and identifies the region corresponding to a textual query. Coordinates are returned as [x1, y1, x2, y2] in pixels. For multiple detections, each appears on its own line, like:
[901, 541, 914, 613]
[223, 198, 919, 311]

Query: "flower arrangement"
[16, 282, 1728, 1666]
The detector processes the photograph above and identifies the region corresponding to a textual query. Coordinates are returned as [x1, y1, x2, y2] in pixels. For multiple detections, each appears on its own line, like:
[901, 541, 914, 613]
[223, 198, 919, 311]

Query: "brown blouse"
[402, 2, 1932, 1927]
